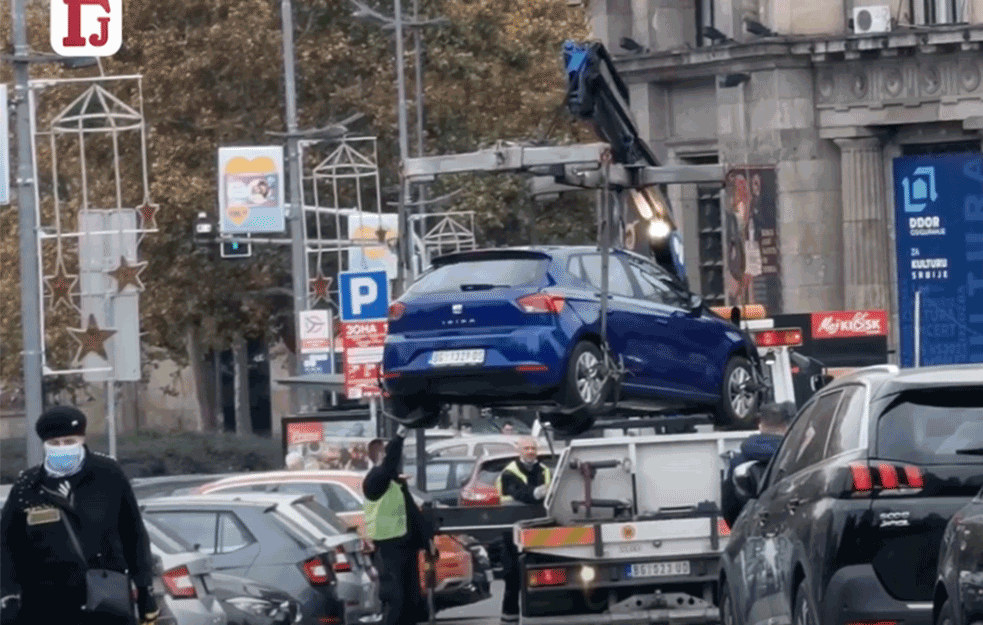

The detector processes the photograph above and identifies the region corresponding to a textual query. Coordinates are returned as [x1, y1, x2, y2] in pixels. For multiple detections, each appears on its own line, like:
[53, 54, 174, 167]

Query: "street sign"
[298, 309, 330, 354]
[894, 153, 983, 366]
[338, 270, 389, 322]
[340, 320, 387, 399]
[217, 146, 285, 234]
[0, 85, 8, 205]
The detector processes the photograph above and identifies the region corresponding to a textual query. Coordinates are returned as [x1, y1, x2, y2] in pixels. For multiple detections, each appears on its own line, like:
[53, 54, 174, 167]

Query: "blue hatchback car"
[382, 246, 763, 433]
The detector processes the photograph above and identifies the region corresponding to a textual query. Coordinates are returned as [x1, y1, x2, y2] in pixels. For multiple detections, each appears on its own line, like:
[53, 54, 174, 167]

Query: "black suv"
[934, 485, 983, 625]
[719, 364, 983, 625]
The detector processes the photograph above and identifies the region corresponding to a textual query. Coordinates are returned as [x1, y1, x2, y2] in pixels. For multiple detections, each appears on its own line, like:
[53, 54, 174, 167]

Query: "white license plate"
[430, 349, 485, 367]
[626, 561, 690, 579]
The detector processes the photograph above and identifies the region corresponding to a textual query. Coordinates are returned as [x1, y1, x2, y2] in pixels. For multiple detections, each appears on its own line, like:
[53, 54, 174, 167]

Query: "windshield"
[876, 387, 983, 464]
[293, 499, 349, 535]
[407, 259, 546, 294]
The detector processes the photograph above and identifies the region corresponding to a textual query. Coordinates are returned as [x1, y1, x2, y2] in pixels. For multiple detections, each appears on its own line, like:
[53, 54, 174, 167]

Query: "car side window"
[824, 385, 866, 458]
[765, 398, 819, 487]
[454, 462, 477, 487]
[323, 484, 363, 512]
[627, 261, 685, 307]
[149, 511, 218, 553]
[216, 512, 255, 554]
[782, 391, 843, 476]
[579, 254, 635, 297]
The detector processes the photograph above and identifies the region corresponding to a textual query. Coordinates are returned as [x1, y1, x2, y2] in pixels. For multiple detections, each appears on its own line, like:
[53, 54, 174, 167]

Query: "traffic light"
[221, 239, 252, 258]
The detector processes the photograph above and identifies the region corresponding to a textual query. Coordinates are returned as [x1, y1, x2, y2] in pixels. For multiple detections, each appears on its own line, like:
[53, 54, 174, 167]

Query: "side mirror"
[730, 306, 741, 326]
[811, 373, 834, 391]
[688, 293, 703, 314]
[733, 460, 764, 500]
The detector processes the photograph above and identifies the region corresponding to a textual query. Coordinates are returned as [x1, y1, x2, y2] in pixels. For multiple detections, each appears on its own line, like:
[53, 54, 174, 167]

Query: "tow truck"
[401, 41, 830, 625]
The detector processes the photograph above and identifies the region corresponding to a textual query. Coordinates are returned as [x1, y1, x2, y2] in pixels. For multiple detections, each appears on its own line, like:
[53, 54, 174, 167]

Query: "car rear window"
[408, 259, 547, 294]
[876, 387, 983, 464]
[267, 510, 320, 549]
[293, 499, 349, 535]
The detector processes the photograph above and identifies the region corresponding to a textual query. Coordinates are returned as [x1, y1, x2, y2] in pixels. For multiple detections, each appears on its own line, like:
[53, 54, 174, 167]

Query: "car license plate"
[430, 349, 485, 367]
[626, 561, 690, 579]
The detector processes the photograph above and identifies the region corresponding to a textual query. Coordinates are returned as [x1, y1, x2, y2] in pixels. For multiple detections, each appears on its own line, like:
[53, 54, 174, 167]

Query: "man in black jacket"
[496, 437, 551, 625]
[363, 426, 434, 625]
[0, 405, 159, 625]
[720, 401, 795, 528]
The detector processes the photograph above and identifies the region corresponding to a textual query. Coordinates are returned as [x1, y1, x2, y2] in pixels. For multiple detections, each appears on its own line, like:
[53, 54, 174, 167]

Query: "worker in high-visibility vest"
[363, 426, 434, 625]
[495, 436, 551, 625]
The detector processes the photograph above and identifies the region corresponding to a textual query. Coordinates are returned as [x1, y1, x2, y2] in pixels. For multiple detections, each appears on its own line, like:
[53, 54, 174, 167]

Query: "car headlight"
[226, 596, 276, 616]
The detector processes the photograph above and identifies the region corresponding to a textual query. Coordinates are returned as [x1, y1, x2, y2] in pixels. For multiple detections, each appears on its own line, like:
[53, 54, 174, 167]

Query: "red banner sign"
[811, 310, 888, 339]
[286, 421, 324, 445]
[341, 321, 387, 399]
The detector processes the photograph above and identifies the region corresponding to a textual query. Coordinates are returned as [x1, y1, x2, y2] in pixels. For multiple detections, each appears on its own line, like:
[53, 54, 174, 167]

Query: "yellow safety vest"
[364, 481, 407, 541]
[495, 460, 551, 504]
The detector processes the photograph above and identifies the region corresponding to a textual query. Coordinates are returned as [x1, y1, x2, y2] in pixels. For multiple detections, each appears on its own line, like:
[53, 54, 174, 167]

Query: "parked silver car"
[146, 517, 228, 625]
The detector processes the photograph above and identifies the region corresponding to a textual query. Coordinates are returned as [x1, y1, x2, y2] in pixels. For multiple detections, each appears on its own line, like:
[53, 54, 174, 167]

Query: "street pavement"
[437, 580, 504, 625]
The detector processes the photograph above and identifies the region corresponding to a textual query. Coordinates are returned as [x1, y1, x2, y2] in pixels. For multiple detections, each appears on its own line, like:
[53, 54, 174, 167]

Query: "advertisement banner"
[341, 320, 387, 399]
[725, 166, 783, 314]
[285, 435, 374, 471]
[346, 211, 398, 279]
[810, 310, 889, 340]
[893, 154, 983, 367]
[286, 421, 324, 446]
[218, 146, 285, 234]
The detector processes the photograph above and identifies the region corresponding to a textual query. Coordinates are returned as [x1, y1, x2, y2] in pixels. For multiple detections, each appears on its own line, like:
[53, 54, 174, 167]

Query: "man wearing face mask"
[0, 406, 159, 625]
[496, 437, 551, 625]
[363, 426, 435, 625]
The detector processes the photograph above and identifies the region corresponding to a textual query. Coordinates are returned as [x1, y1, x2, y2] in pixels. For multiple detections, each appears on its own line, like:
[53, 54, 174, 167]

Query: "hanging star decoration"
[309, 270, 333, 305]
[44, 260, 79, 311]
[106, 256, 147, 293]
[68, 314, 117, 362]
[137, 202, 159, 231]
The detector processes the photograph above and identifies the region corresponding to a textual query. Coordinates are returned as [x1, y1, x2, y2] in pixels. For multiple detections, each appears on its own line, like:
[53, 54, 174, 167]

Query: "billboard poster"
[725, 166, 783, 314]
[893, 153, 983, 367]
[346, 211, 398, 279]
[284, 434, 375, 471]
[341, 320, 387, 399]
[218, 146, 285, 234]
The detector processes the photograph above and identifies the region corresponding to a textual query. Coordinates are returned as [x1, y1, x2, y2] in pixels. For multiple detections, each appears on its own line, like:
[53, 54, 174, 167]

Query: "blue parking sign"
[338, 270, 389, 322]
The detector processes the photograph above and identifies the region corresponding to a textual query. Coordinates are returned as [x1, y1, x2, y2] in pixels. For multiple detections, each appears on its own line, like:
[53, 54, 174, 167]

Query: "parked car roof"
[141, 492, 312, 508]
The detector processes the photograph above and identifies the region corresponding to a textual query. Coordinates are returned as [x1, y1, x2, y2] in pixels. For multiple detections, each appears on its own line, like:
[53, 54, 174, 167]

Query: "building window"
[902, 140, 982, 155]
[915, 0, 962, 24]
[696, 0, 715, 47]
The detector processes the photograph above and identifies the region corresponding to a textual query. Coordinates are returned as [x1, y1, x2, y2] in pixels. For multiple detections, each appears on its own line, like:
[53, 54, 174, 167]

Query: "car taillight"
[528, 567, 567, 587]
[388, 302, 406, 321]
[302, 556, 334, 586]
[753, 328, 803, 347]
[717, 518, 731, 536]
[516, 293, 565, 314]
[461, 489, 499, 506]
[333, 546, 352, 572]
[848, 462, 924, 495]
[162, 566, 197, 599]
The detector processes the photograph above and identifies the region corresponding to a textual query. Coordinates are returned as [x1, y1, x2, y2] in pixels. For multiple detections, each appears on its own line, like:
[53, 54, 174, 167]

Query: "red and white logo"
[286, 422, 323, 446]
[51, 0, 122, 57]
[811, 310, 888, 339]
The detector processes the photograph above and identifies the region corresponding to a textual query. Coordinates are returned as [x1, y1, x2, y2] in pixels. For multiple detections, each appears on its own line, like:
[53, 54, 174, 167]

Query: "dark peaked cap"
[36, 405, 87, 441]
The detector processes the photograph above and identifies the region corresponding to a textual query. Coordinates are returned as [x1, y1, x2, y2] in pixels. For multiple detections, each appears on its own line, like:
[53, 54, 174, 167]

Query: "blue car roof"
[431, 245, 632, 267]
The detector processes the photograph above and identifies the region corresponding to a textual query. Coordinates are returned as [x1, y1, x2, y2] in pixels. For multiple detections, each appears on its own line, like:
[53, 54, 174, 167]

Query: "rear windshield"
[476, 455, 557, 485]
[408, 259, 547, 294]
[293, 499, 348, 535]
[267, 510, 320, 549]
[876, 388, 983, 464]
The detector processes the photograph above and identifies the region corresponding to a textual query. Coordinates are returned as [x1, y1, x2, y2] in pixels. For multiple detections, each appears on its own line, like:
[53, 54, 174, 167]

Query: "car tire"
[553, 341, 609, 435]
[387, 395, 442, 429]
[936, 598, 956, 625]
[716, 355, 759, 428]
[792, 579, 819, 625]
[720, 580, 740, 625]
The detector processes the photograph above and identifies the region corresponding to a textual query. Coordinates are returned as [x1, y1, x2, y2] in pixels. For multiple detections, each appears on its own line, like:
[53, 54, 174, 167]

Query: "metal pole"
[11, 0, 45, 467]
[393, 0, 411, 297]
[412, 2, 427, 280]
[281, 0, 309, 400]
[106, 381, 117, 457]
[914, 288, 921, 368]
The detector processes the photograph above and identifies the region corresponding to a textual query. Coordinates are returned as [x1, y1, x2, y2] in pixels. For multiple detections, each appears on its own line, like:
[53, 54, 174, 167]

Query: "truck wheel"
[715, 356, 759, 428]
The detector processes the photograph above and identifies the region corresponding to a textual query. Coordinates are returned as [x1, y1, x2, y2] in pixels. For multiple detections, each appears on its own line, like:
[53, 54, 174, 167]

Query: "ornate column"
[834, 136, 892, 312]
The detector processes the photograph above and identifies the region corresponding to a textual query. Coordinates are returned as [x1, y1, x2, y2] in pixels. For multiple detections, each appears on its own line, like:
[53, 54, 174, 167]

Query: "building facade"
[590, 0, 983, 361]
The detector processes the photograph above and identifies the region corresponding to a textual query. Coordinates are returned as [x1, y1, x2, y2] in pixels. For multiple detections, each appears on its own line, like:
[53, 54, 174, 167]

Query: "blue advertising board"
[894, 153, 983, 367]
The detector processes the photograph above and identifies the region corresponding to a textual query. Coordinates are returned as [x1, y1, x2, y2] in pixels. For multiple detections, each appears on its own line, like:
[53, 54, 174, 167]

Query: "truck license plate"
[430, 349, 485, 367]
[626, 561, 690, 579]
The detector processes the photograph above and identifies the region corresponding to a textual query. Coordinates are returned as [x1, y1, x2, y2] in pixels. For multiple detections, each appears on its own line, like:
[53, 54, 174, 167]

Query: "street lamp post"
[10, 0, 45, 467]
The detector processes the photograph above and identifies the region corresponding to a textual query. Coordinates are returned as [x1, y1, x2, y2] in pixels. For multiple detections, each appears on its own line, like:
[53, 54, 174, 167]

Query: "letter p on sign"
[339, 270, 389, 322]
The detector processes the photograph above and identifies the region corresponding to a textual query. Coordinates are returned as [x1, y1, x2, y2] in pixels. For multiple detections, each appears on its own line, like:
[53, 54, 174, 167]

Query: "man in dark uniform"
[720, 401, 795, 528]
[496, 437, 551, 625]
[363, 425, 435, 625]
[0, 406, 159, 625]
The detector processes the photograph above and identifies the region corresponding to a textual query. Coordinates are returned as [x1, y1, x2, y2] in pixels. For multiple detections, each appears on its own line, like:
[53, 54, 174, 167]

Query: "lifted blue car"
[381, 246, 763, 433]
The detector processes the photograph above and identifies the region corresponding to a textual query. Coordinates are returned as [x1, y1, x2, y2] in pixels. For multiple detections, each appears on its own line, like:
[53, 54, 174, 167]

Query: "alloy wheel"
[728, 366, 755, 419]
[575, 351, 603, 405]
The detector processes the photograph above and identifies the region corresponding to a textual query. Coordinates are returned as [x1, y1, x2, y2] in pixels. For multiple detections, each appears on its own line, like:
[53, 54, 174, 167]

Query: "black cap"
[36, 405, 87, 441]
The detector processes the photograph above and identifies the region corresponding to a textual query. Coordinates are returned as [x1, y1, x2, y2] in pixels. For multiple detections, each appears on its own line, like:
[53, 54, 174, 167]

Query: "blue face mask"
[44, 442, 85, 476]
